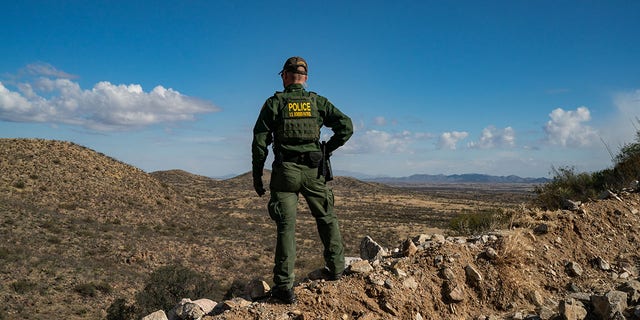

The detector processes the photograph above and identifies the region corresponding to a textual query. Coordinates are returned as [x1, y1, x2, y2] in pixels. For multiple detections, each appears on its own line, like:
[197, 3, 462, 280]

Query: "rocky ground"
[170, 188, 639, 320]
[2, 138, 639, 320]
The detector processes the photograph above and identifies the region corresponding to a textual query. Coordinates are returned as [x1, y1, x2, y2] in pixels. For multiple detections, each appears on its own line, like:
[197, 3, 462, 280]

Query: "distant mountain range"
[363, 173, 549, 184]
[214, 170, 549, 184]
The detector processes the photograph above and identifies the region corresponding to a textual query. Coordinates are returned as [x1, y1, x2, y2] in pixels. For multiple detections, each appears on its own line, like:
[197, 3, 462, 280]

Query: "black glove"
[253, 174, 266, 197]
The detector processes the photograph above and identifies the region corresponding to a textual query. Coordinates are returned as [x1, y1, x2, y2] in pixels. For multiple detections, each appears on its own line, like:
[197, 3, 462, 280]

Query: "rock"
[562, 199, 581, 211]
[360, 236, 387, 261]
[192, 299, 216, 315]
[345, 256, 362, 267]
[401, 238, 418, 257]
[535, 305, 555, 320]
[533, 223, 549, 235]
[565, 261, 583, 277]
[440, 267, 456, 281]
[414, 312, 424, 320]
[431, 234, 446, 244]
[599, 190, 623, 201]
[412, 234, 430, 245]
[367, 273, 385, 286]
[143, 310, 169, 320]
[568, 292, 591, 303]
[245, 279, 270, 300]
[591, 291, 628, 320]
[527, 290, 545, 307]
[168, 298, 207, 320]
[464, 264, 482, 286]
[483, 247, 498, 260]
[348, 260, 374, 274]
[402, 276, 418, 290]
[222, 297, 251, 311]
[559, 298, 587, 320]
[434, 255, 444, 267]
[617, 280, 640, 304]
[393, 267, 407, 277]
[591, 256, 611, 271]
[380, 300, 398, 316]
[383, 279, 394, 289]
[443, 281, 465, 302]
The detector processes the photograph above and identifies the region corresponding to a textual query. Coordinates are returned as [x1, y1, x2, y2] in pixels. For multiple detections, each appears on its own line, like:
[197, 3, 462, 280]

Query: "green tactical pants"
[268, 161, 345, 290]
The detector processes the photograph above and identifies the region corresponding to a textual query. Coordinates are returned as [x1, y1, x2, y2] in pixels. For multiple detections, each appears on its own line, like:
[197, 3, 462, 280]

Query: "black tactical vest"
[274, 91, 320, 144]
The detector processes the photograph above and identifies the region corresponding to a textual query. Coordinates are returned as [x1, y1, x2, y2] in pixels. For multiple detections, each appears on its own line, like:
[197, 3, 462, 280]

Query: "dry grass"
[0, 138, 536, 319]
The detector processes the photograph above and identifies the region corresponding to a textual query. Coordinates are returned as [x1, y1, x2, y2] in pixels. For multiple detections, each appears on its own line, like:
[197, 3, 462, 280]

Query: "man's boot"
[270, 287, 297, 304]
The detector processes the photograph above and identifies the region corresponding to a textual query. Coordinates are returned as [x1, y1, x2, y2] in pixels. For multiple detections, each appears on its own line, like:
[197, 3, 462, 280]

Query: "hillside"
[1, 139, 270, 319]
[2, 138, 638, 319]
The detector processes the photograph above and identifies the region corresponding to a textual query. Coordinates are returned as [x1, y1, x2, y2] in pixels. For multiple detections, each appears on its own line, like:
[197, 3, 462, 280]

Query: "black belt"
[282, 152, 309, 164]
[278, 151, 322, 168]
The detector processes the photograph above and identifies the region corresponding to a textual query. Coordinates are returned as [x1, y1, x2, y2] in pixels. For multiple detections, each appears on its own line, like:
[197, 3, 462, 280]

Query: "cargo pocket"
[268, 199, 282, 221]
[324, 189, 335, 214]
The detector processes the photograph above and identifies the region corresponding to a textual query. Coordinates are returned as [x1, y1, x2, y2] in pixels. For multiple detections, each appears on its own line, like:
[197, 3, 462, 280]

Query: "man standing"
[251, 56, 353, 304]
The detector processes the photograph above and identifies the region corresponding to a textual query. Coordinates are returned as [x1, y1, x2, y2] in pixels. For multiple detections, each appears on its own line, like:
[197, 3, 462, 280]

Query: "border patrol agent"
[251, 56, 353, 304]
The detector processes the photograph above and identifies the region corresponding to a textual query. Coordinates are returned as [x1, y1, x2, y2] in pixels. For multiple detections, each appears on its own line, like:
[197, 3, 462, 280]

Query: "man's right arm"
[251, 100, 274, 196]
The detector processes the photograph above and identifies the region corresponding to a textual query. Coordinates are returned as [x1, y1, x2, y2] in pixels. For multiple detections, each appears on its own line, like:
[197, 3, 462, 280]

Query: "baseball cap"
[279, 56, 308, 75]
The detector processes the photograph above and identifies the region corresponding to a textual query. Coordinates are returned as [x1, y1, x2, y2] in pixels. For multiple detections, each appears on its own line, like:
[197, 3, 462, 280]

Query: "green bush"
[533, 166, 601, 210]
[13, 180, 26, 189]
[74, 282, 112, 298]
[534, 122, 640, 210]
[134, 264, 220, 316]
[11, 279, 37, 294]
[448, 208, 512, 236]
[106, 298, 137, 320]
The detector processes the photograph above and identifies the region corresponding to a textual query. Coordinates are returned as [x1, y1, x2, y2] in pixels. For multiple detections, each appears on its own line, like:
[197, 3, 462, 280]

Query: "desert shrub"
[13, 180, 26, 189]
[74, 282, 112, 298]
[106, 298, 137, 320]
[11, 279, 37, 294]
[611, 131, 640, 188]
[533, 166, 600, 210]
[0, 247, 9, 260]
[448, 208, 512, 236]
[534, 123, 640, 210]
[134, 264, 220, 316]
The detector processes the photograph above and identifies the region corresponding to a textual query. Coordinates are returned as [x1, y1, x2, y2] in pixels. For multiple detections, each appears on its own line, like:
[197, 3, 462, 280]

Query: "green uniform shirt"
[252, 84, 353, 175]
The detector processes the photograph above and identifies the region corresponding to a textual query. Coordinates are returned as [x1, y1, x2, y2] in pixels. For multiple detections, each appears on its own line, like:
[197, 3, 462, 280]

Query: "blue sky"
[1, 1, 639, 178]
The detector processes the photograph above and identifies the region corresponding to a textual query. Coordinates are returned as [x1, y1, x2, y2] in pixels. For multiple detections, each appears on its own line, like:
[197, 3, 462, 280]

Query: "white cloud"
[342, 129, 420, 154]
[544, 107, 598, 147]
[373, 116, 386, 126]
[0, 66, 218, 131]
[601, 90, 640, 145]
[437, 131, 468, 150]
[468, 126, 516, 149]
[24, 62, 77, 79]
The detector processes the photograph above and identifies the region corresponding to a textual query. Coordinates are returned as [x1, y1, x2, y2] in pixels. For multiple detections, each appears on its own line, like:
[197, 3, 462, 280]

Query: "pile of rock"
[140, 187, 640, 320]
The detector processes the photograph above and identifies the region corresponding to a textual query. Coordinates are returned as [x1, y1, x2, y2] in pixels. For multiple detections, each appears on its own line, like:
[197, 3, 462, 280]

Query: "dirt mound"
[205, 191, 640, 320]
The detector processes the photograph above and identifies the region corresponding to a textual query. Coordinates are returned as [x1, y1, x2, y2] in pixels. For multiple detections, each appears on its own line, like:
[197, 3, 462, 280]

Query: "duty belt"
[278, 151, 322, 168]
[282, 152, 309, 164]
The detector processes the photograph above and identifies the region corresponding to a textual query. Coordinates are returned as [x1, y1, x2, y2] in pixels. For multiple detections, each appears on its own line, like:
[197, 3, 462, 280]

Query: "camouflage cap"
[280, 56, 308, 75]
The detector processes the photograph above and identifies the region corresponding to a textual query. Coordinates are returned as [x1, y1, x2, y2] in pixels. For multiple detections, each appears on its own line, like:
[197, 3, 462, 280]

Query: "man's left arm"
[320, 97, 353, 153]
